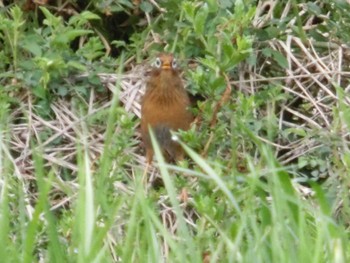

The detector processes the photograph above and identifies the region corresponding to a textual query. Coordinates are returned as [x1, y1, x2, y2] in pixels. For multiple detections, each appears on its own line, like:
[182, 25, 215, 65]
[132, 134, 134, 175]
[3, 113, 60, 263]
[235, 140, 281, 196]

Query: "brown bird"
[141, 53, 193, 163]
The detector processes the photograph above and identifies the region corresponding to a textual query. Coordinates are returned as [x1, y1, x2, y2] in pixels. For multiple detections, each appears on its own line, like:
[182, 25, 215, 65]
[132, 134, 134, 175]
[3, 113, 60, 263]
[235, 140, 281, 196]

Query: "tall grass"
[1, 115, 348, 262]
[0, 79, 348, 262]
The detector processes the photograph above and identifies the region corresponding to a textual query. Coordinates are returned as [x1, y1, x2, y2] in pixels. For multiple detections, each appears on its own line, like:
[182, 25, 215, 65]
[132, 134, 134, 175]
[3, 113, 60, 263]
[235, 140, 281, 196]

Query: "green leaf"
[21, 35, 43, 57]
[88, 75, 102, 85]
[236, 36, 253, 53]
[219, 0, 234, 9]
[247, 53, 257, 66]
[183, 2, 195, 22]
[271, 50, 288, 69]
[298, 157, 308, 169]
[79, 11, 100, 21]
[32, 85, 47, 99]
[222, 41, 234, 58]
[285, 128, 307, 137]
[262, 47, 272, 57]
[194, 3, 209, 36]
[111, 40, 126, 48]
[57, 86, 68, 96]
[68, 11, 100, 26]
[65, 29, 93, 41]
[263, 48, 288, 69]
[40, 6, 62, 28]
[67, 61, 87, 71]
[266, 26, 281, 38]
[198, 57, 218, 71]
[9, 6, 25, 27]
[140, 1, 153, 13]
[207, 0, 219, 13]
[54, 29, 92, 45]
[306, 2, 321, 15]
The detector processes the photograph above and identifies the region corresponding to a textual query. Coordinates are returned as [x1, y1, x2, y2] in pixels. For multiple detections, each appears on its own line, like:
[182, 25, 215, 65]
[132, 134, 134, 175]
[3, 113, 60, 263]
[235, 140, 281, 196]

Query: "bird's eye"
[154, 57, 162, 68]
[171, 59, 177, 69]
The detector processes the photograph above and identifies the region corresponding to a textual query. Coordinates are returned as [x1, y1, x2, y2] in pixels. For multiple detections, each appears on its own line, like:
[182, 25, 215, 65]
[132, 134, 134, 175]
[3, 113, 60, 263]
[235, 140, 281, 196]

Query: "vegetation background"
[1, 0, 350, 262]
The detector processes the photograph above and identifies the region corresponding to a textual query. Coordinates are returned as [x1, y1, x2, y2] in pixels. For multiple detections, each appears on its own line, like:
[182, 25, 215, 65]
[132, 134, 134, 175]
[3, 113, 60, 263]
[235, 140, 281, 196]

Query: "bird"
[141, 53, 193, 164]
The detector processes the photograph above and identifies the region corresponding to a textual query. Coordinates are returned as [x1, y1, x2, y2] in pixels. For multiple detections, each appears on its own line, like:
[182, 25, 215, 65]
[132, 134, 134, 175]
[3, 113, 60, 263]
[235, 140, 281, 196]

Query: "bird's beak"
[162, 63, 171, 69]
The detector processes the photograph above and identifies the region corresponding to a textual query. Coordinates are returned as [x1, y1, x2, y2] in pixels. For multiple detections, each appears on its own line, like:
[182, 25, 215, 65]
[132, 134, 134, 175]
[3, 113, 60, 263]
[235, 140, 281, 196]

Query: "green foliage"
[0, 6, 107, 117]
